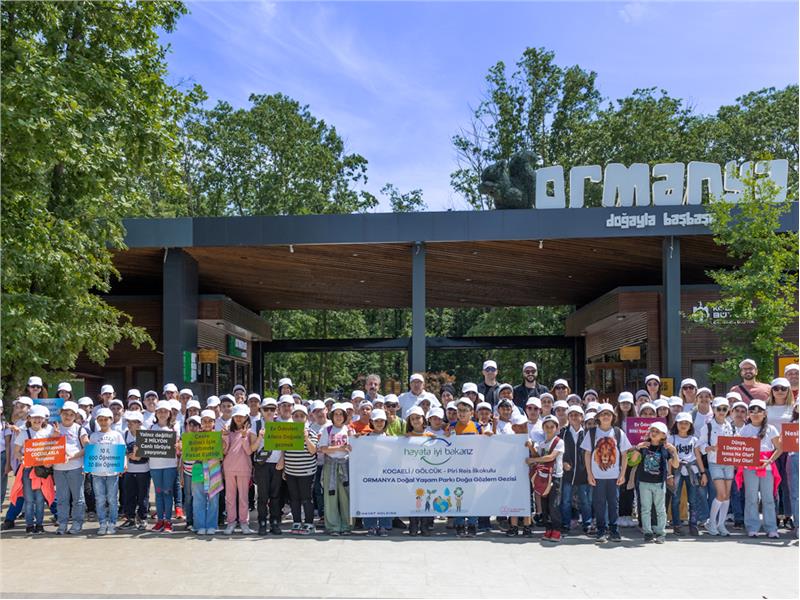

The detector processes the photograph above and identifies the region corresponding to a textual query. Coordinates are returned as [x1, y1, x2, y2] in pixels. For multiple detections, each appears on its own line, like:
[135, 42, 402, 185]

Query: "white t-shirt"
[214, 416, 231, 432]
[739, 423, 780, 452]
[309, 419, 331, 466]
[146, 423, 178, 469]
[767, 405, 793, 424]
[527, 420, 545, 444]
[535, 436, 565, 477]
[669, 434, 699, 464]
[124, 430, 150, 474]
[495, 420, 514, 435]
[142, 410, 156, 430]
[87, 429, 126, 475]
[692, 407, 713, 434]
[14, 425, 55, 456]
[54, 423, 86, 471]
[579, 427, 631, 480]
[8, 418, 26, 470]
[398, 392, 422, 417]
[697, 419, 733, 464]
[318, 425, 350, 459]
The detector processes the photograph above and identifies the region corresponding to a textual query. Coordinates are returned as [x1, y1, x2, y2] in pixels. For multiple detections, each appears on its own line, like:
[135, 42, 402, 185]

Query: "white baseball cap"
[95, 407, 113, 419]
[644, 374, 661, 385]
[292, 404, 308, 415]
[219, 394, 235, 404]
[206, 395, 221, 407]
[232, 384, 246, 394]
[669, 396, 684, 407]
[127, 389, 141, 399]
[649, 421, 669, 435]
[187, 415, 202, 426]
[127, 397, 143, 408]
[278, 377, 293, 389]
[15, 396, 34, 407]
[427, 407, 444, 420]
[445, 401, 457, 411]
[540, 392, 554, 401]
[308, 400, 325, 412]
[476, 401, 492, 412]
[731, 401, 748, 411]
[712, 397, 730, 408]
[738, 358, 757, 369]
[169, 399, 181, 411]
[77, 396, 94, 407]
[27, 376, 43, 387]
[359, 400, 374, 409]
[553, 400, 569, 410]
[541, 415, 559, 427]
[552, 378, 569, 388]
[77, 408, 87, 420]
[351, 390, 366, 400]
[654, 399, 670, 410]
[232, 404, 249, 418]
[639, 402, 656, 413]
[409, 373, 425, 383]
[260, 397, 278, 408]
[341, 402, 354, 412]
[461, 382, 478, 394]
[456, 397, 474, 409]
[155, 400, 171, 411]
[617, 391, 634, 404]
[163, 383, 178, 393]
[57, 382, 72, 393]
[100, 384, 114, 395]
[749, 399, 767, 411]
[125, 411, 144, 422]
[511, 413, 528, 425]
[109, 398, 124, 407]
[247, 393, 262, 402]
[144, 390, 159, 399]
[725, 391, 743, 403]
[674, 412, 692, 423]
[186, 399, 202, 410]
[61, 401, 79, 413]
[370, 409, 387, 421]
[179, 388, 193, 397]
[587, 401, 600, 412]
[567, 405, 584, 416]
[525, 397, 542, 409]
[784, 363, 799, 375]
[680, 378, 698, 389]
[278, 394, 295, 405]
[406, 406, 425, 418]
[201, 409, 216, 420]
[482, 360, 498, 370]
[771, 377, 791, 388]
[596, 403, 615, 415]
[522, 361, 537, 371]
[583, 412, 597, 422]
[497, 383, 513, 394]
[330, 403, 347, 415]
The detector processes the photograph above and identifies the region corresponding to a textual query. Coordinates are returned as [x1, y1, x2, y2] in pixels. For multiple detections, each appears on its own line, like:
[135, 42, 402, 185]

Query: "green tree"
[1, 1, 192, 393]
[687, 171, 798, 383]
[380, 183, 425, 213]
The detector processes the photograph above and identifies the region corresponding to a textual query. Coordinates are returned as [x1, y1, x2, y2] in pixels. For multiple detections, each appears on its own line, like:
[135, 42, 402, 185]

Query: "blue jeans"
[454, 516, 477, 526]
[730, 475, 745, 524]
[313, 464, 324, 517]
[22, 468, 45, 527]
[151, 467, 177, 521]
[592, 479, 619, 535]
[697, 469, 715, 522]
[639, 481, 667, 536]
[560, 480, 592, 529]
[92, 475, 119, 526]
[174, 470, 183, 509]
[743, 468, 777, 534]
[789, 454, 799, 533]
[363, 516, 392, 529]
[182, 472, 194, 525]
[671, 471, 701, 526]
[54, 468, 85, 531]
[191, 481, 220, 531]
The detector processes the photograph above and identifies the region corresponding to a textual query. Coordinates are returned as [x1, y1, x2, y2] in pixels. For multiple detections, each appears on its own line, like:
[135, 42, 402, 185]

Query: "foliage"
[687, 171, 798, 383]
[1, 1, 191, 393]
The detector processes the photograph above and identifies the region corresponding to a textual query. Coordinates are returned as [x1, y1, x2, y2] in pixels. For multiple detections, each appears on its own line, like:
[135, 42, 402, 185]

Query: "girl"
[180, 416, 201, 530]
[121, 411, 149, 530]
[363, 409, 391, 536]
[318, 403, 354, 535]
[56, 382, 74, 403]
[727, 399, 749, 529]
[615, 392, 637, 528]
[583, 412, 597, 429]
[655, 399, 674, 429]
[540, 393, 554, 416]
[582, 389, 599, 407]
[768, 378, 794, 529]
[558, 406, 591, 537]
[698, 398, 734, 536]
[222, 404, 255, 534]
[527, 415, 565, 542]
[636, 422, 679, 543]
[12, 405, 53, 533]
[476, 402, 493, 432]
[52, 401, 89, 535]
[150, 400, 180, 533]
[2, 396, 33, 531]
[405, 406, 432, 536]
[552, 400, 569, 429]
[88, 407, 126, 535]
[737, 399, 782, 538]
[644, 374, 661, 401]
[668, 413, 707, 536]
[788, 402, 799, 539]
[278, 405, 319, 535]
[192, 410, 223, 535]
[425, 407, 448, 436]
[691, 388, 714, 432]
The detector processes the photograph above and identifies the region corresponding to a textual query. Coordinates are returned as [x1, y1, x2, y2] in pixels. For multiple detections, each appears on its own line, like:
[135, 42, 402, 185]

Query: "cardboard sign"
[182, 431, 223, 461]
[263, 422, 304, 451]
[717, 436, 760, 467]
[33, 398, 65, 423]
[84, 444, 125, 474]
[625, 417, 667, 445]
[135, 430, 177, 458]
[23, 437, 66, 467]
[781, 423, 799, 453]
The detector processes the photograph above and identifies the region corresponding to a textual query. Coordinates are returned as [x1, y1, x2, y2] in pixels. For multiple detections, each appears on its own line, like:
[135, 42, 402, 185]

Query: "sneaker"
[240, 523, 253, 535]
[328, 530, 340, 536]
[258, 523, 267, 535]
[136, 518, 146, 531]
[206, 528, 216, 536]
[705, 520, 719, 536]
[298, 524, 313, 536]
[717, 523, 731, 537]
[522, 526, 534, 537]
[97, 524, 107, 536]
[290, 523, 303, 535]
[224, 523, 236, 535]
[408, 528, 418, 537]
[1, 520, 15, 531]
[197, 528, 207, 535]
[644, 532, 654, 542]
[595, 532, 608, 544]
[748, 531, 759, 537]
[392, 517, 406, 530]
[654, 535, 666, 544]
[672, 525, 684, 535]
[505, 526, 519, 537]
[466, 525, 477, 537]
[33, 524, 45, 534]
[456, 525, 466, 538]
[69, 525, 81, 535]
[378, 527, 388, 537]
[549, 530, 562, 542]
[163, 521, 173, 533]
[609, 530, 622, 542]
[152, 520, 165, 533]
[174, 507, 185, 520]
[270, 523, 282, 535]
[56, 527, 67, 536]
[119, 519, 135, 530]
[689, 524, 700, 536]
[25, 525, 34, 533]
[767, 531, 780, 539]
[543, 529, 552, 540]
[107, 525, 116, 535]
[340, 530, 352, 536]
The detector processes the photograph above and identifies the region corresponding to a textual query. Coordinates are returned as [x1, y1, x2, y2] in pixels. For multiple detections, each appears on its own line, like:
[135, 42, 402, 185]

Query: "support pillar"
[410, 242, 426, 375]
[662, 236, 682, 384]
[252, 341, 264, 396]
[162, 248, 198, 390]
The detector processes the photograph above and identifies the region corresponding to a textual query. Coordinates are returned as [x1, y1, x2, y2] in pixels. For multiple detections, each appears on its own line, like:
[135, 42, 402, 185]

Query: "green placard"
[191, 462, 204, 483]
[263, 421, 304, 451]
[181, 431, 223, 461]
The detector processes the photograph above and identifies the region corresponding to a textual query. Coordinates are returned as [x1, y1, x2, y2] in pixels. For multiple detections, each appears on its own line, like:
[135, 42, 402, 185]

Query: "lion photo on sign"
[594, 436, 617, 471]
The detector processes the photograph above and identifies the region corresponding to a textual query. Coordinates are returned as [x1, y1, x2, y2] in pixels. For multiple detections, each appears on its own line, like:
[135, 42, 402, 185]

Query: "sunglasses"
[748, 407, 764, 413]
[30, 384, 42, 388]
[715, 406, 729, 412]
[523, 370, 536, 374]
[682, 385, 696, 390]
[553, 385, 567, 390]
[483, 367, 497, 372]
[773, 386, 788, 392]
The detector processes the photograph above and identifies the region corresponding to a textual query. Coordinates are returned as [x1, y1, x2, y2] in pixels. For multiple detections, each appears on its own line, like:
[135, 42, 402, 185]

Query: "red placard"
[625, 417, 667, 445]
[781, 423, 799, 453]
[716, 436, 760, 467]
[23, 437, 66, 467]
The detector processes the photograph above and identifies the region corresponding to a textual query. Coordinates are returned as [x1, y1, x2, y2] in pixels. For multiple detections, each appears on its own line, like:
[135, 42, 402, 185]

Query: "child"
[252, 397, 281, 535]
[12, 405, 54, 533]
[318, 403, 354, 535]
[697, 397, 734, 536]
[149, 400, 180, 533]
[363, 409, 391, 536]
[452, 398, 482, 537]
[638, 403, 657, 418]
[495, 399, 515, 434]
[121, 411, 149, 530]
[52, 401, 89, 535]
[222, 404, 255, 534]
[87, 407, 126, 535]
[383, 395, 405, 436]
[580, 403, 631, 543]
[405, 406, 432, 536]
[192, 410, 224, 535]
[615, 391, 637, 528]
[668, 413, 707, 536]
[636, 422, 679, 543]
[277, 405, 318, 535]
[2, 396, 33, 531]
[445, 402, 458, 429]
[528, 415, 565, 541]
[425, 407, 448, 436]
[559, 405, 591, 537]
[180, 416, 201, 530]
[737, 399, 782, 538]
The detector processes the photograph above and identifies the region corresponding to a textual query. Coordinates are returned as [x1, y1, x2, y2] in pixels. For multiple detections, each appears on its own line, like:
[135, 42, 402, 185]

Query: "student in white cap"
[252, 397, 282, 535]
[163, 383, 178, 400]
[424, 407, 447, 436]
[12, 405, 54, 533]
[540, 392, 554, 417]
[97, 384, 115, 413]
[149, 400, 180, 533]
[738, 399, 782, 538]
[3, 397, 34, 527]
[514, 361, 550, 408]
[119, 410, 149, 531]
[25, 376, 48, 401]
[88, 407, 126, 535]
[192, 410, 223, 536]
[550, 379, 570, 402]
[52, 400, 89, 534]
[559, 405, 592, 536]
[398, 373, 426, 417]
[690, 387, 713, 433]
[306, 400, 330, 523]
[668, 412, 707, 536]
[318, 403, 353, 535]
[614, 392, 637, 528]
[526, 415, 565, 542]
[644, 374, 661, 401]
[231, 384, 246, 404]
[634, 421, 679, 543]
[382, 394, 405, 436]
[478, 360, 500, 408]
[56, 381, 74, 403]
[277, 404, 319, 535]
[352, 400, 374, 434]
[277, 378, 293, 396]
[222, 404, 255, 535]
[698, 398, 734, 536]
[784, 363, 799, 400]
[217, 395, 235, 431]
[525, 397, 544, 443]
[731, 358, 771, 403]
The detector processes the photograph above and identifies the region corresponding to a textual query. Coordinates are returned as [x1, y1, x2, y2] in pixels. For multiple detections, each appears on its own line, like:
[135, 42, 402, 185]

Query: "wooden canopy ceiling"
[111, 236, 735, 311]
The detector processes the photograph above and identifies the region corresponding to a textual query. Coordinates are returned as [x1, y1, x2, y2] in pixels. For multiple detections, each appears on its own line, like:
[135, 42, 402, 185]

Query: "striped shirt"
[283, 429, 319, 477]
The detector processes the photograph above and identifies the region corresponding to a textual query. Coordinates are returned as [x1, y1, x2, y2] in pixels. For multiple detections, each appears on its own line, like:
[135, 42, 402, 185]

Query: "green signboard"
[227, 335, 248, 359]
[263, 422, 304, 451]
[182, 431, 223, 461]
[182, 351, 197, 383]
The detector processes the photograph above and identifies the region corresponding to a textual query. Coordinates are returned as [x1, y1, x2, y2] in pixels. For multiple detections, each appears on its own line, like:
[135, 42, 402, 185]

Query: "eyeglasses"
[773, 386, 788, 392]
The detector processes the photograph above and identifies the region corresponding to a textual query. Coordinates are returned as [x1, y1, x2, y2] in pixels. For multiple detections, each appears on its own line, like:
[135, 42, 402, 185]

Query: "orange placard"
[23, 437, 66, 467]
[717, 436, 760, 467]
[781, 423, 799, 453]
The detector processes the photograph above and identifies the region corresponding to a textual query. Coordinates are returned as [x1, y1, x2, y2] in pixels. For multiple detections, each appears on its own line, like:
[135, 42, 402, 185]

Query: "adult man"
[478, 360, 500, 408]
[784, 363, 799, 400]
[513, 361, 550, 409]
[364, 373, 384, 403]
[398, 374, 425, 417]
[729, 358, 771, 403]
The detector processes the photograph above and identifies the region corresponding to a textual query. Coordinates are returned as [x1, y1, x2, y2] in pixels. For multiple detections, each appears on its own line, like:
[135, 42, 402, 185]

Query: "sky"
[162, 1, 799, 212]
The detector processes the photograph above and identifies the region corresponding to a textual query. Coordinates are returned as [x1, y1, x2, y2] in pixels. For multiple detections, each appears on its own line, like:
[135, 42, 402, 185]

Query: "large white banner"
[350, 434, 530, 517]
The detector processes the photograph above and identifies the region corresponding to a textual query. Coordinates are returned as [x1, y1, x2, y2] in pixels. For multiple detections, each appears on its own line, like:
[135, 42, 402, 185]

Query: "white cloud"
[618, 1, 649, 24]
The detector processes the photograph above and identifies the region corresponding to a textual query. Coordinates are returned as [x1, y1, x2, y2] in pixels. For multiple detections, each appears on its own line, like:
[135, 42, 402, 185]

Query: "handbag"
[531, 436, 560, 498]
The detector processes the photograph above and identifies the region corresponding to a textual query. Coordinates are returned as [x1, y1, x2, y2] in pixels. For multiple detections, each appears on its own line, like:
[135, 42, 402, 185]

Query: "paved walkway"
[1, 522, 797, 598]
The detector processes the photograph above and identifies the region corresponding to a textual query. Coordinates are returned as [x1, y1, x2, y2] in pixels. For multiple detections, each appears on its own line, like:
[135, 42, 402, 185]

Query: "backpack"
[588, 426, 624, 468]
[252, 420, 272, 465]
[531, 435, 561, 497]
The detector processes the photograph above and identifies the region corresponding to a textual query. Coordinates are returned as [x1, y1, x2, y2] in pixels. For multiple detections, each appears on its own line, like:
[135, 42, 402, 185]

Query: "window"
[691, 360, 714, 389]
[133, 368, 157, 393]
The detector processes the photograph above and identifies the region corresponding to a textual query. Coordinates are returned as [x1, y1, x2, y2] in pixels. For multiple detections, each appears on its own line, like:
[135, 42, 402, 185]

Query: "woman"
[767, 378, 794, 529]
[679, 378, 698, 410]
[737, 399, 782, 538]
[644, 374, 661, 402]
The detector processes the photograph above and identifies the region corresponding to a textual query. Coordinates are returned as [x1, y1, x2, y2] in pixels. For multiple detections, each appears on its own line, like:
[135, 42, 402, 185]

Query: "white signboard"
[350, 434, 530, 518]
